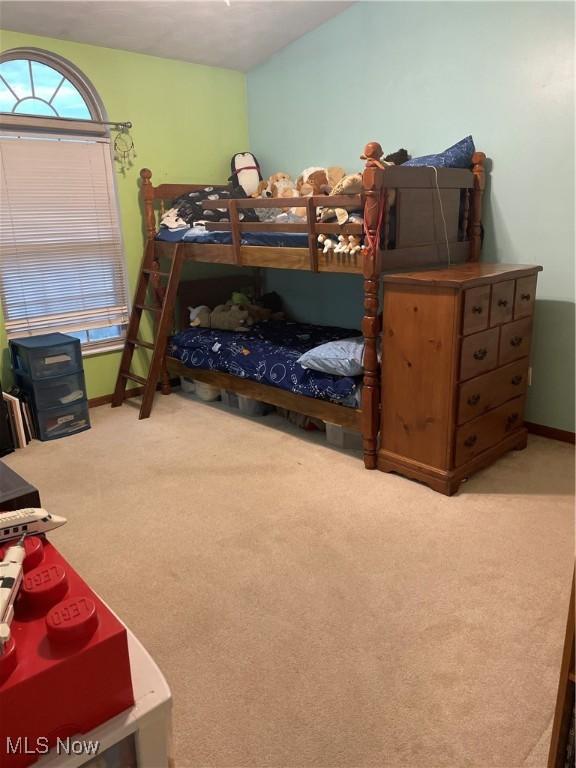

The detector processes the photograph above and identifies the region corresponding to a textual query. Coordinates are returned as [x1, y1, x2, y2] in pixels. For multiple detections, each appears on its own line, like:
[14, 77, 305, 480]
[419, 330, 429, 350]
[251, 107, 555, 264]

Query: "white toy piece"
[0, 507, 66, 544]
[0, 535, 27, 651]
[0, 535, 25, 651]
[0, 508, 67, 651]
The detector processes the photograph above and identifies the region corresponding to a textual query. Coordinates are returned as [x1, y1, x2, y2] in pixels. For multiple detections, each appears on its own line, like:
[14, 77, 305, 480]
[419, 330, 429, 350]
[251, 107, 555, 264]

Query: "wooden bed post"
[140, 168, 157, 241]
[468, 152, 486, 262]
[361, 143, 385, 470]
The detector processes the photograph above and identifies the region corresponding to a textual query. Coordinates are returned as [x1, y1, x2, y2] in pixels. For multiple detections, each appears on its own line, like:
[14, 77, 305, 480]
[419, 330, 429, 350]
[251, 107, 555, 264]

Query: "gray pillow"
[297, 336, 364, 377]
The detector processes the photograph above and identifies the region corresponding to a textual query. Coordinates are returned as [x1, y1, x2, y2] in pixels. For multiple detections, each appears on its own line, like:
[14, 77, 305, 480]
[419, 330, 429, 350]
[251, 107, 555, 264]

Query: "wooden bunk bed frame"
[112, 142, 486, 473]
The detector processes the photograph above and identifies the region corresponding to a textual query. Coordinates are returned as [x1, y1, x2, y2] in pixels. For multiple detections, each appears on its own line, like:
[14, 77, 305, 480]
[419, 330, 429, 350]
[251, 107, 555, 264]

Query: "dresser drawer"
[490, 280, 514, 326]
[457, 359, 529, 425]
[460, 327, 499, 381]
[462, 285, 490, 335]
[455, 396, 525, 467]
[514, 275, 537, 319]
[499, 317, 532, 365]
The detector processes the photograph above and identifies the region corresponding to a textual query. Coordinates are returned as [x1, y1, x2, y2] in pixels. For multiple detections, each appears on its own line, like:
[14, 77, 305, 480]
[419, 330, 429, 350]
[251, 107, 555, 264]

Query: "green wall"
[0, 29, 249, 398]
[247, 1, 575, 432]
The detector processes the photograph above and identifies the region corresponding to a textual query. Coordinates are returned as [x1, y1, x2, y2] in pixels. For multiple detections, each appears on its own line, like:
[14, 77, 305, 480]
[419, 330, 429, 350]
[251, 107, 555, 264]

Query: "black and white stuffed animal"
[229, 152, 262, 197]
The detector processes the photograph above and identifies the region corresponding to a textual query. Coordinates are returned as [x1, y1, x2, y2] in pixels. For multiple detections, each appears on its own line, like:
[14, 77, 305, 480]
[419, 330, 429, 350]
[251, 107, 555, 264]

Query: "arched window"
[0, 48, 105, 128]
[0, 50, 129, 352]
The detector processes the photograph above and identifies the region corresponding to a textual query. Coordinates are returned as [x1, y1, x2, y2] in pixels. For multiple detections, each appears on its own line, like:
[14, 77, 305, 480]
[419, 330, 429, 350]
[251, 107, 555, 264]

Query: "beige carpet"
[5, 393, 575, 768]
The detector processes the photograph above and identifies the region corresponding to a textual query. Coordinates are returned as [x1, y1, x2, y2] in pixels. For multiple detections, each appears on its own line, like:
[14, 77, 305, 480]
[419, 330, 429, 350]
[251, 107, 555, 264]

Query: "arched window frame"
[0, 47, 108, 136]
[0, 48, 130, 353]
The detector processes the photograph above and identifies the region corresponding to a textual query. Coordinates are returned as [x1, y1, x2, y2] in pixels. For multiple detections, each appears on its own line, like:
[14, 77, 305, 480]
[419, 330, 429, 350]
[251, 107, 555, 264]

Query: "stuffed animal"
[317, 234, 337, 254]
[327, 166, 346, 188]
[245, 304, 272, 323]
[229, 152, 262, 197]
[259, 291, 283, 313]
[385, 148, 410, 165]
[269, 172, 291, 185]
[334, 235, 348, 254]
[231, 291, 252, 306]
[253, 179, 273, 198]
[271, 178, 298, 199]
[347, 235, 364, 256]
[210, 304, 253, 332]
[318, 173, 364, 225]
[188, 305, 211, 327]
[296, 166, 346, 196]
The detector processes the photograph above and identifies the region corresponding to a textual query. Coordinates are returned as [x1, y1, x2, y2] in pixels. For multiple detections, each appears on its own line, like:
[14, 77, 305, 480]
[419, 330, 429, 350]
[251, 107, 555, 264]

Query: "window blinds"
[0, 133, 129, 348]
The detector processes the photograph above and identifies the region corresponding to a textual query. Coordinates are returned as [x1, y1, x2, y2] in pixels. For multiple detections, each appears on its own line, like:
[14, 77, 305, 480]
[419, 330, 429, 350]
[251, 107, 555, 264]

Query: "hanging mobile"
[113, 122, 136, 174]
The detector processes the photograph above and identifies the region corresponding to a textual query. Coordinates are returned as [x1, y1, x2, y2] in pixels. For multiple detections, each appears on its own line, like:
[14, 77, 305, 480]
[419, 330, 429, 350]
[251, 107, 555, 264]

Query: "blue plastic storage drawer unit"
[35, 399, 90, 441]
[10, 333, 82, 380]
[15, 369, 87, 411]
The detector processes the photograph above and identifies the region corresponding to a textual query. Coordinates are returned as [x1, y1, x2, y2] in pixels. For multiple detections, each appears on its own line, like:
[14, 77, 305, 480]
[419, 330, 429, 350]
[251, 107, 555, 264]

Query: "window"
[0, 50, 129, 351]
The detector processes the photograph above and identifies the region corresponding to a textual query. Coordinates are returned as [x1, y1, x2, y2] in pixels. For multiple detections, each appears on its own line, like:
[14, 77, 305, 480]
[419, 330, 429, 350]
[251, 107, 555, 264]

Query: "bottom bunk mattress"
[168, 321, 362, 406]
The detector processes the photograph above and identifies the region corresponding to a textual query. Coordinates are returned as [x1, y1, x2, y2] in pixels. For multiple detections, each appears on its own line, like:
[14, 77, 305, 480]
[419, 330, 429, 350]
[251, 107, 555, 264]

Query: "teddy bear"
[271, 178, 299, 199]
[296, 166, 346, 196]
[318, 173, 364, 225]
[189, 303, 253, 331]
[210, 304, 252, 332]
[269, 172, 291, 185]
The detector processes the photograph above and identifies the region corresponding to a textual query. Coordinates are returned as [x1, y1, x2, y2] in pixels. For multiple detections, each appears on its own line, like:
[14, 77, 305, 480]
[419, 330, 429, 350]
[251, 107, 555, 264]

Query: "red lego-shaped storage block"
[0, 536, 134, 768]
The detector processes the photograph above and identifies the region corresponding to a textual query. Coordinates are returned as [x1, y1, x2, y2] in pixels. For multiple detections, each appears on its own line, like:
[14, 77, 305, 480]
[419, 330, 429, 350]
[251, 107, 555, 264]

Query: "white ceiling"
[0, 1, 353, 71]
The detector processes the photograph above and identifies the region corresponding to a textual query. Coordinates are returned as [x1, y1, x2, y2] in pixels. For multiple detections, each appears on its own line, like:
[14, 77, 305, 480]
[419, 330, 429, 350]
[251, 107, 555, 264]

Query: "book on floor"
[2, 392, 26, 448]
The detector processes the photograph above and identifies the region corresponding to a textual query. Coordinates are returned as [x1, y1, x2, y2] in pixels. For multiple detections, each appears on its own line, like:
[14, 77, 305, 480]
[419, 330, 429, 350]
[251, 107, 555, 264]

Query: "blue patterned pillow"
[403, 135, 475, 168]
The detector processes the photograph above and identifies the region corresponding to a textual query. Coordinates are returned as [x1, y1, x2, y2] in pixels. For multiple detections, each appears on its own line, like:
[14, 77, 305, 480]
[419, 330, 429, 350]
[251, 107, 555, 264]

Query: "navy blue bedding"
[157, 228, 308, 248]
[168, 321, 362, 406]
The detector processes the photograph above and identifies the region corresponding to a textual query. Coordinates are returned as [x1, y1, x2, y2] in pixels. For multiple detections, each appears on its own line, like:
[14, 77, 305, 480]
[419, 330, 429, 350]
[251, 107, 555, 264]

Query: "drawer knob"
[467, 393, 481, 406]
[521, 293, 531, 302]
[472, 305, 483, 314]
[473, 348, 488, 360]
[511, 374, 523, 386]
[505, 413, 519, 431]
[497, 299, 508, 307]
[464, 434, 477, 448]
[510, 336, 523, 347]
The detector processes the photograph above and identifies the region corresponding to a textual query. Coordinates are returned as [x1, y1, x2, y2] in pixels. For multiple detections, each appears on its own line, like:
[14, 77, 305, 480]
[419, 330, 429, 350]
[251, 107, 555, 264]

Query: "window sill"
[82, 342, 125, 357]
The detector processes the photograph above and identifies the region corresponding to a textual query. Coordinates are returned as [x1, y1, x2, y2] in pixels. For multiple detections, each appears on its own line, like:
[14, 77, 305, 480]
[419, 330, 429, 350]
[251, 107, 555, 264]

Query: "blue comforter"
[168, 321, 361, 406]
[157, 228, 308, 248]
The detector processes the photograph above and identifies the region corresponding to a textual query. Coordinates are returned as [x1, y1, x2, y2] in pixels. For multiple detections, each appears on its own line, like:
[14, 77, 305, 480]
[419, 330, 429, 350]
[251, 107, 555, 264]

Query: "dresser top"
[382, 263, 543, 288]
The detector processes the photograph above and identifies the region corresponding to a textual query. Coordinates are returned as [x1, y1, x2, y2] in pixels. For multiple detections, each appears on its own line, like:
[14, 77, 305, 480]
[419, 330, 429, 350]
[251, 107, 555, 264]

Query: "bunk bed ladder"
[111, 243, 184, 419]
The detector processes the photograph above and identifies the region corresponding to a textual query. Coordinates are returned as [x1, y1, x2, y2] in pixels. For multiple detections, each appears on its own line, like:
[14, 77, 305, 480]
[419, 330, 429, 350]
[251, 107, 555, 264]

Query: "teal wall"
[247, 1, 575, 432]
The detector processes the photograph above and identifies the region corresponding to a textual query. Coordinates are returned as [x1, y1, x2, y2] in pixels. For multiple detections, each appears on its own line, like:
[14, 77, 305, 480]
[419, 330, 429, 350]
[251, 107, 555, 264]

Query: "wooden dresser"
[378, 263, 542, 495]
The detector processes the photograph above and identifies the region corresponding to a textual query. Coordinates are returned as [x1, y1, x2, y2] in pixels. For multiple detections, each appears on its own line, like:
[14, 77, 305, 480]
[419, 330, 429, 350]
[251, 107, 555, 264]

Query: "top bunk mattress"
[168, 321, 362, 406]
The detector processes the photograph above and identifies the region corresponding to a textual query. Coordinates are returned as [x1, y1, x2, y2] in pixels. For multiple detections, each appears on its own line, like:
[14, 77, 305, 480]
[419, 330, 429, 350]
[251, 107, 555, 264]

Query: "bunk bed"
[112, 141, 486, 473]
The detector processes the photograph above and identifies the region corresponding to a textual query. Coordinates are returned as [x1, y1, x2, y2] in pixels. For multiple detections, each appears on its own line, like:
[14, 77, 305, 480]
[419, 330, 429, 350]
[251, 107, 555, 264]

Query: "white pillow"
[297, 336, 364, 377]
